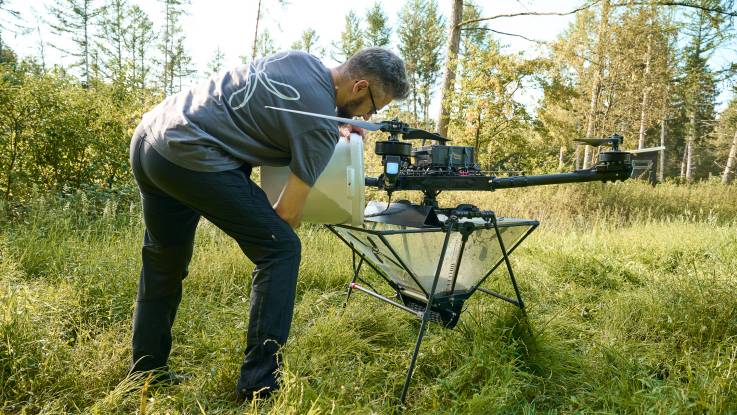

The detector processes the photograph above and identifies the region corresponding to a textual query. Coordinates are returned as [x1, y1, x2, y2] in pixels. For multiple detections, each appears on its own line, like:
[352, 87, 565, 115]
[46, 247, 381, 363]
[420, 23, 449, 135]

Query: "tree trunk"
[163, 1, 171, 94]
[685, 140, 694, 182]
[411, 80, 418, 124]
[583, 0, 610, 169]
[37, 25, 47, 73]
[722, 129, 737, 184]
[559, 146, 566, 171]
[583, 80, 601, 168]
[474, 111, 481, 156]
[423, 89, 430, 129]
[686, 110, 696, 182]
[116, 2, 123, 80]
[638, 33, 652, 149]
[251, 0, 263, 61]
[4, 119, 20, 202]
[83, 0, 90, 86]
[436, 0, 462, 137]
[680, 147, 687, 179]
[658, 119, 666, 182]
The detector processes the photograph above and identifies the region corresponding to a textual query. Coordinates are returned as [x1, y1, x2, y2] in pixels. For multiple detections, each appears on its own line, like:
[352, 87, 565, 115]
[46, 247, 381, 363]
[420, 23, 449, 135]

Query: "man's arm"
[273, 172, 311, 228]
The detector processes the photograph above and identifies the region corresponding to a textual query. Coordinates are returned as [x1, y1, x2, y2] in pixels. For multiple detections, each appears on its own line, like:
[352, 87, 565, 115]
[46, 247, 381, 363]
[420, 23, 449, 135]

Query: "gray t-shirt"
[140, 51, 338, 186]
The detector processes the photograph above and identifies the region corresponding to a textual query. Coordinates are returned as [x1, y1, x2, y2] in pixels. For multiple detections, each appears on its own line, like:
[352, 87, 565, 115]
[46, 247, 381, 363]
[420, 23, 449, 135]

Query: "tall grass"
[1, 181, 736, 413]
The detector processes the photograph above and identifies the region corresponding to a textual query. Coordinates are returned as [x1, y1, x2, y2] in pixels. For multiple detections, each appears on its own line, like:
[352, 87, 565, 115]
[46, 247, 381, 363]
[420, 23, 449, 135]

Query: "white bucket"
[261, 133, 365, 226]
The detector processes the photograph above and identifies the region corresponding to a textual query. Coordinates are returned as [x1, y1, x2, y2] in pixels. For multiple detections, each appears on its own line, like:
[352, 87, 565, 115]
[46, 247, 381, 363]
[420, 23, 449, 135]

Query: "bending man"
[128, 47, 409, 400]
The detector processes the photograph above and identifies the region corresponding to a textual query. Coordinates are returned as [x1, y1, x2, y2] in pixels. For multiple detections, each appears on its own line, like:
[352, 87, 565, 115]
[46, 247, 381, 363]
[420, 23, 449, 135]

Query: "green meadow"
[1, 181, 736, 414]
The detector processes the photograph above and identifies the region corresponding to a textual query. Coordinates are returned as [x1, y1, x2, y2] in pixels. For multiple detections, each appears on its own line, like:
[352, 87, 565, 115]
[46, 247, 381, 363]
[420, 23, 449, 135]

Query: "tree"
[638, 6, 657, 150]
[250, 0, 289, 62]
[537, 2, 685, 176]
[34, 22, 47, 73]
[536, 65, 582, 170]
[96, 0, 128, 84]
[251, 0, 263, 62]
[47, 0, 102, 86]
[723, 128, 737, 183]
[254, 28, 277, 58]
[125, 5, 156, 96]
[679, 0, 727, 182]
[334, 10, 364, 62]
[579, 0, 611, 169]
[172, 36, 195, 91]
[365, 2, 391, 47]
[447, 38, 543, 171]
[205, 46, 225, 77]
[0, 0, 26, 60]
[602, 5, 673, 150]
[0, 46, 14, 65]
[290, 28, 322, 56]
[0, 62, 31, 201]
[436, 0, 462, 137]
[434, 1, 490, 138]
[158, 0, 191, 95]
[656, 25, 677, 181]
[716, 95, 737, 183]
[398, 0, 445, 127]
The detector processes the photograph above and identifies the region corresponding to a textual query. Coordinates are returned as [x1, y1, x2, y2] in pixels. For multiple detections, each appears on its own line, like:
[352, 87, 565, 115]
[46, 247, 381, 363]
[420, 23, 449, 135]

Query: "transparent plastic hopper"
[331, 217, 537, 301]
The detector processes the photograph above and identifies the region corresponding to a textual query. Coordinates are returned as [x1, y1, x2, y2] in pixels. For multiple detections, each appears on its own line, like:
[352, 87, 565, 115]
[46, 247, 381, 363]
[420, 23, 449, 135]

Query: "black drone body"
[374, 133, 632, 206]
[265, 106, 633, 207]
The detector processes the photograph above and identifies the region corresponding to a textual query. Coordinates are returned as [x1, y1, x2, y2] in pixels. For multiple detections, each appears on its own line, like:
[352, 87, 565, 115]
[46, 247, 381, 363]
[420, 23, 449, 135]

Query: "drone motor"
[575, 134, 632, 173]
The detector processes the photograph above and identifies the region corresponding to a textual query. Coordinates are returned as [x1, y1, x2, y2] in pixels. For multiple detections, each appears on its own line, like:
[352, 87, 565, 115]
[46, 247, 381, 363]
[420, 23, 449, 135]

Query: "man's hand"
[338, 123, 366, 141]
[273, 172, 311, 228]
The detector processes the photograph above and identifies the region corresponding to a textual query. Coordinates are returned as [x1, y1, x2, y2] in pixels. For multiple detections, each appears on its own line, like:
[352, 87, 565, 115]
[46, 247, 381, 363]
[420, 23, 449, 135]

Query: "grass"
[1, 181, 736, 414]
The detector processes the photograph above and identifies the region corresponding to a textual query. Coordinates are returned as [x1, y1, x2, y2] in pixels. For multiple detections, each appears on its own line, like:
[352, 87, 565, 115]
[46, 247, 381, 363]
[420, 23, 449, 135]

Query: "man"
[128, 47, 409, 401]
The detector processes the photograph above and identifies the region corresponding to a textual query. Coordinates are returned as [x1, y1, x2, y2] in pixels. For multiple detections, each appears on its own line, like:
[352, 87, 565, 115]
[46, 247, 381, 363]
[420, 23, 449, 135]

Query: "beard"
[336, 96, 363, 118]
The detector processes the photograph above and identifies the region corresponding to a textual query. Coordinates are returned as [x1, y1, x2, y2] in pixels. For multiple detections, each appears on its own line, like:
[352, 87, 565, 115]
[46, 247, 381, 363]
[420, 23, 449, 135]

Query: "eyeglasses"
[367, 85, 377, 116]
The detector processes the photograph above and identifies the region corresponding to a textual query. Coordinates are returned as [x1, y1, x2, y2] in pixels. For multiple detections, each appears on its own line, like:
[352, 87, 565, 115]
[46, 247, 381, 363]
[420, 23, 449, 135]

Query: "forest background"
[1, 0, 737, 201]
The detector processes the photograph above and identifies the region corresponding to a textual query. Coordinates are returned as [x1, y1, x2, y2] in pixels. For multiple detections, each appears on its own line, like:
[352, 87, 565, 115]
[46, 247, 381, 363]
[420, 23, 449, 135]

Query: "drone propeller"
[265, 106, 450, 143]
[574, 134, 623, 147]
[403, 128, 450, 143]
[574, 138, 614, 146]
[265, 106, 381, 131]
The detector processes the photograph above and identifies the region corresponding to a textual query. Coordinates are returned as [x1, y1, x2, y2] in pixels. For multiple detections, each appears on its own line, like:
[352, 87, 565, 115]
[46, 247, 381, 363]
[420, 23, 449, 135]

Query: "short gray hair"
[344, 48, 410, 100]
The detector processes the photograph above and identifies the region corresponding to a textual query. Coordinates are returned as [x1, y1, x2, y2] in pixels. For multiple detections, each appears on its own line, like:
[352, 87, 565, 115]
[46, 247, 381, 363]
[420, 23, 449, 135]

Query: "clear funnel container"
[331, 216, 537, 298]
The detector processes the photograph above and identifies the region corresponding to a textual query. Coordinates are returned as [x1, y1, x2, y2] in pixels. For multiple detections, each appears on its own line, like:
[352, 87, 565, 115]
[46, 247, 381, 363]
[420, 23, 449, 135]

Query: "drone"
[266, 106, 633, 207]
[267, 106, 634, 404]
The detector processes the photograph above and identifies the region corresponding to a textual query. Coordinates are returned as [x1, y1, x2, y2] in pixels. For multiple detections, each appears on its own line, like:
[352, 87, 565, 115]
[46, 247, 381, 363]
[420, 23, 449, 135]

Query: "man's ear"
[352, 79, 369, 94]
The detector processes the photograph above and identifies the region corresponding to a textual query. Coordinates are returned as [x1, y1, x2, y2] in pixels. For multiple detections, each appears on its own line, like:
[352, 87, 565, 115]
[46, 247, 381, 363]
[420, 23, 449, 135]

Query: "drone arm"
[365, 165, 632, 193]
[489, 168, 630, 190]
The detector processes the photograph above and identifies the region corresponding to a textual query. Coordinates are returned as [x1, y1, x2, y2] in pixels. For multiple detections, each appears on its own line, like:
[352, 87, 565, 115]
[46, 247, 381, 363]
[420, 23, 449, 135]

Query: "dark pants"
[129, 126, 301, 393]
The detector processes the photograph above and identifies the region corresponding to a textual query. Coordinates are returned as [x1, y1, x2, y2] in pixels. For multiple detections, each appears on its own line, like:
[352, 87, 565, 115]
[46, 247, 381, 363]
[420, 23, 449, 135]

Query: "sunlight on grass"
[1, 181, 736, 413]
